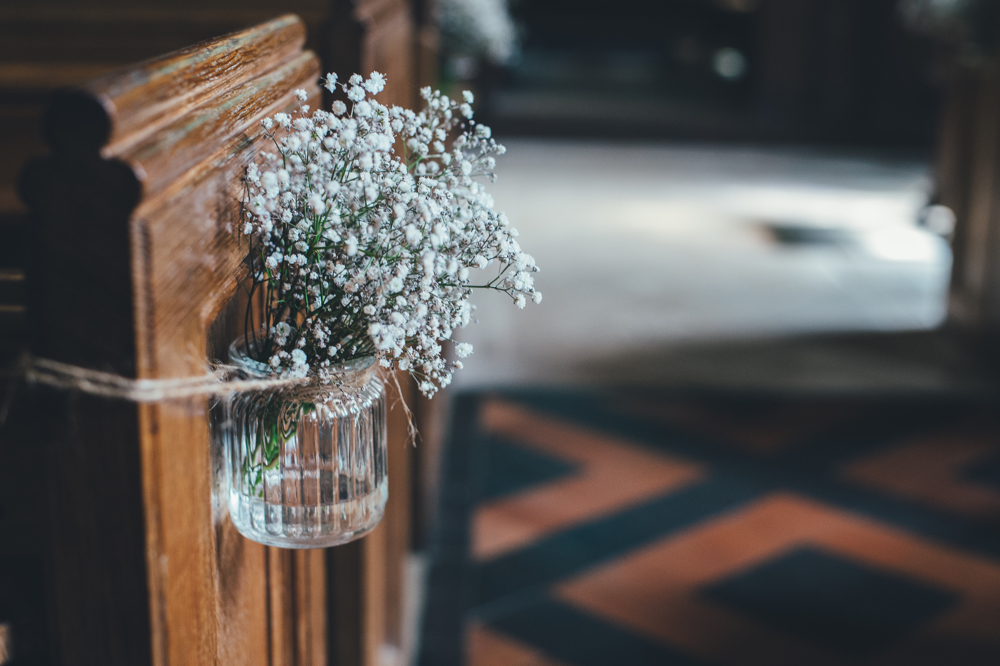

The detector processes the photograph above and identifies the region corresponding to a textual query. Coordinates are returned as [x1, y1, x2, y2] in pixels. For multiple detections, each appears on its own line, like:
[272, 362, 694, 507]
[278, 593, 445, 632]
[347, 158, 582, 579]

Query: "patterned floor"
[418, 390, 1000, 666]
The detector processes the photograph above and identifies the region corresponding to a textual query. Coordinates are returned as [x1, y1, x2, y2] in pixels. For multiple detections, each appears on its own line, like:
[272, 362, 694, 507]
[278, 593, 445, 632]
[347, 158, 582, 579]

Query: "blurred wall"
[756, 0, 939, 145]
[498, 0, 940, 145]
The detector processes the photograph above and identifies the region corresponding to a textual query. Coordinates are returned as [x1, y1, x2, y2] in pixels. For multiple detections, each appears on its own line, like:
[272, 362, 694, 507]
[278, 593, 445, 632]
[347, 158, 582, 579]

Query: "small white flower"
[364, 71, 386, 94]
[323, 73, 338, 93]
[421, 251, 436, 274]
[308, 193, 325, 215]
[294, 88, 309, 101]
[368, 323, 393, 350]
[405, 224, 422, 246]
[533, 292, 543, 304]
[332, 100, 347, 116]
[261, 171, 278, 195]
[463, 90, 474, 104]
[348, 86, 365, 102]
[291, 349, 308, 366]
[455, 342, 473, 358]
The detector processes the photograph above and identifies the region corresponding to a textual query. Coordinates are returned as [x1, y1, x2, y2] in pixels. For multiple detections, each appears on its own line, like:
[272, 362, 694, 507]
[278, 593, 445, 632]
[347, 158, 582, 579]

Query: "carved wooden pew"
[0, 2, 427, 222]
[0, 6, 336, 218]
[8, 14, 418, 666]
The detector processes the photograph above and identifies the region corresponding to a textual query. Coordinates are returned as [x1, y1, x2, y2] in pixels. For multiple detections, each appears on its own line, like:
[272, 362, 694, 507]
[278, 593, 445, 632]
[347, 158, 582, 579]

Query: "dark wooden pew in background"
[0, 10, 440, 666]
[935, 38, 1000, 349]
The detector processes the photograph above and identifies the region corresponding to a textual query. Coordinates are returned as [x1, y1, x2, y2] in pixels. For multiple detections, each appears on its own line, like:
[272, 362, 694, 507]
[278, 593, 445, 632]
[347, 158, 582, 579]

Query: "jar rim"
[228, 336, 377, 379]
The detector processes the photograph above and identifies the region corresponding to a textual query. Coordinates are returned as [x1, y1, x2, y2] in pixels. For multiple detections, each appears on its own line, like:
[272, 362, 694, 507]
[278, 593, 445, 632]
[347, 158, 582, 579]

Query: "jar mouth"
[228, 336, 377, 378]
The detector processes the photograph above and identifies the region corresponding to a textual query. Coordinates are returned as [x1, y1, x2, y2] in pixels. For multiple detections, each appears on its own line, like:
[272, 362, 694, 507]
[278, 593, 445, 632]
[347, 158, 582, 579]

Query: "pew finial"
[43, 89, 112, 154]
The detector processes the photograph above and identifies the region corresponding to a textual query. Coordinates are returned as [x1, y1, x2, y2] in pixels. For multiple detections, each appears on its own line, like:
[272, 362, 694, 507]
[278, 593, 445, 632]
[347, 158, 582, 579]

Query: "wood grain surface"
[18, 15, 324, 666]
[13, 9, 427, 665]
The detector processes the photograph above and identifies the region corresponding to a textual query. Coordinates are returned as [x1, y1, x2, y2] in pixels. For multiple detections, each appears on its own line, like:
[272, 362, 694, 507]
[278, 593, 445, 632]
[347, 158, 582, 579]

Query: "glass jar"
[217, 339, 387, 548]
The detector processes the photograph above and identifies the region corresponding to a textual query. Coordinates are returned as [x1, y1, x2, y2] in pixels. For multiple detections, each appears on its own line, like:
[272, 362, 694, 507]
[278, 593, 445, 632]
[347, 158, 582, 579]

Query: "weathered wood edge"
[123, 51, 319, 201]
[131, 79, 322, 666]
[84, 14, 306, 154]
[127, 53, 320, 382]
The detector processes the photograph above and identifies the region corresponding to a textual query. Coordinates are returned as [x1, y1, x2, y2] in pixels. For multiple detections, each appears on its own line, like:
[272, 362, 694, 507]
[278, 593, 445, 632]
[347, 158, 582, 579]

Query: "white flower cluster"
[241, 73, 540, 397]
[901, 0, 996, 56]
[439, 0, 518, 64]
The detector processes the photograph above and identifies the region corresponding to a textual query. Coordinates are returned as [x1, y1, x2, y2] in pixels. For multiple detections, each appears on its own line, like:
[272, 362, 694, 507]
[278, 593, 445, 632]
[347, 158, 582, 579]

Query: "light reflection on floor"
[454, 140, 952, 390]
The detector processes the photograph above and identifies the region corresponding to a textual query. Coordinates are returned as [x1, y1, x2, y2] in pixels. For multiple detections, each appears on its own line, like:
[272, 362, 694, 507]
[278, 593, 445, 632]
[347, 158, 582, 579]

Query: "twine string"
[1, 354, 415, 446]
[1, 352, 381, 419]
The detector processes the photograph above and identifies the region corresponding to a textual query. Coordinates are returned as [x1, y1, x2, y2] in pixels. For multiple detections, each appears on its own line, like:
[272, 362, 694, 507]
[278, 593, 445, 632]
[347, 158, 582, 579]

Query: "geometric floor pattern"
[418, 390, 1000, 666]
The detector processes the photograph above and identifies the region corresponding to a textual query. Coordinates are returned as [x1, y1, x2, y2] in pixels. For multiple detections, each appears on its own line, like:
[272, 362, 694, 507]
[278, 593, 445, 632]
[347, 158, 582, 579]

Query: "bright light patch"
[859, 227, 946, 263]
[714, 48, 748, 81]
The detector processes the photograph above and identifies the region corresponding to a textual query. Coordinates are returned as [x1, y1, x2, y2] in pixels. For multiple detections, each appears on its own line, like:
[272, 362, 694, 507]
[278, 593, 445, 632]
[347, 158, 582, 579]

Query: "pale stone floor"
[452, 139, 993, 395]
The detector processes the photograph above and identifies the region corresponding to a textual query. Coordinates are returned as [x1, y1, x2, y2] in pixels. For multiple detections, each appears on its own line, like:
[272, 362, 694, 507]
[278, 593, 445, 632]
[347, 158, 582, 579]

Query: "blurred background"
[441, 0, 976, 390]
[4, 1, 1000, 665]
[430, 1, 1000, 665]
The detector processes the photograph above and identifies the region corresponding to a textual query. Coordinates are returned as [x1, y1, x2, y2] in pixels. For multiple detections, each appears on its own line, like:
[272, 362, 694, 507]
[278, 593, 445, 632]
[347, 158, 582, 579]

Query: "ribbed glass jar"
[218, 339, 387, 548]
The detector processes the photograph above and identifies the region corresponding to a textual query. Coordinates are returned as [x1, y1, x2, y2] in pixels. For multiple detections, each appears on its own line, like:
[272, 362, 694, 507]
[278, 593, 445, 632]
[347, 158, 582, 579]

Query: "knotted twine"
[1, 353, 416, 443]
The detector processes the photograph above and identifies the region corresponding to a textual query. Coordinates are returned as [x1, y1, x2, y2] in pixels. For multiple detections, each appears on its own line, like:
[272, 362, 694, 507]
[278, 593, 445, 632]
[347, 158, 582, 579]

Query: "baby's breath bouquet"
[223, 72, 539, 548]
[240, 72, 540, 397]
